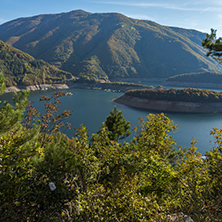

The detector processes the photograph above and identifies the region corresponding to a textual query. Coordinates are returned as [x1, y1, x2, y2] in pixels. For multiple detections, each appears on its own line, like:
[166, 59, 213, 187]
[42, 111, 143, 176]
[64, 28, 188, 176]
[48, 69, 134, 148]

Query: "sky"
[1, 0, 222, 37]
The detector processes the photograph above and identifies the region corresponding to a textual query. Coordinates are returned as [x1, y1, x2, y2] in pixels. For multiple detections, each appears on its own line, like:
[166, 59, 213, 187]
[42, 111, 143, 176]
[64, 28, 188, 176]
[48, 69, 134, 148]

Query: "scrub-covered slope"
[0, 10, 220, 80]
[0, 40, 72, 86]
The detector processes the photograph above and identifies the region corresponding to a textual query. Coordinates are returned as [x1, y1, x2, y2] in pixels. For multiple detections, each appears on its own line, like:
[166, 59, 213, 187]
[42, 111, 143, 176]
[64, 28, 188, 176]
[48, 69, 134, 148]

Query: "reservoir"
[1, 86, 222, 154]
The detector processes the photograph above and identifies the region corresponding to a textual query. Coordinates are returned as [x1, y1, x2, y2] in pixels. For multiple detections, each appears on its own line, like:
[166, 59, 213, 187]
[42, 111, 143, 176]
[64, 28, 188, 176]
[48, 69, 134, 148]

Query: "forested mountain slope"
[0, 10, 221, 80]
[0, 40, 72, 86]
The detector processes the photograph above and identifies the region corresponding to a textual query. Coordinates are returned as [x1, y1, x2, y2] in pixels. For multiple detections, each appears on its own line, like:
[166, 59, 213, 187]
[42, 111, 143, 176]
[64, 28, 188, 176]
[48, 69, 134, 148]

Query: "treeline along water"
[1, 87, 222, 154]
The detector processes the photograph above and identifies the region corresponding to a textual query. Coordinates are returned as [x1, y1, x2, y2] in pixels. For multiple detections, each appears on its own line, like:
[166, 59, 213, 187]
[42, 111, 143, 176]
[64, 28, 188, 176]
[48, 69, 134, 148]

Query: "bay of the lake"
[2, 86, 222, 154]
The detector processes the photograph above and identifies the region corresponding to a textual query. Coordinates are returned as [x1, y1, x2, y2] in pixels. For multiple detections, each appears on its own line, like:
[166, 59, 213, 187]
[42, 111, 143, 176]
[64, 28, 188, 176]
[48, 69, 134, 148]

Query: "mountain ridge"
[0, 10, 221, 80]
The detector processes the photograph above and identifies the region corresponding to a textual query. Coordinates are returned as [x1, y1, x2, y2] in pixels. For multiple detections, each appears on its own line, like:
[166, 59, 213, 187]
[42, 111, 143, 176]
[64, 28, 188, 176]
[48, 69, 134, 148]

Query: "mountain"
[0, 40, 72, 86]
[0, 10, 221, 80]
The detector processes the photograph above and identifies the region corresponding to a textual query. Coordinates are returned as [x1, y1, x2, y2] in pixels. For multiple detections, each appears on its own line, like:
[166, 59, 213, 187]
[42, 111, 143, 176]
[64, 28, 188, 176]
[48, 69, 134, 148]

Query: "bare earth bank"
[113, 94, 222, 113]
[4, 84, 69, 93]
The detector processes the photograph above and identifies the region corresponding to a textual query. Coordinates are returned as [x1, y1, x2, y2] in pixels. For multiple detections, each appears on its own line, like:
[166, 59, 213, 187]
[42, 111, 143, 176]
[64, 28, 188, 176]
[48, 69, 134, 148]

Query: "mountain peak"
[0, 11, 221, 80]
[66, 9, 92, 16]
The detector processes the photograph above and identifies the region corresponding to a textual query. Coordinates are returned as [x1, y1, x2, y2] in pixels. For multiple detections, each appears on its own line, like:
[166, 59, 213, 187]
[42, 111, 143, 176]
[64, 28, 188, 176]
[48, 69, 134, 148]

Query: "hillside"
[0, 40, 72, 86]
[0, 10, 221, 80]
[163, 72, 222, 89]
[165, 71, 222, 84]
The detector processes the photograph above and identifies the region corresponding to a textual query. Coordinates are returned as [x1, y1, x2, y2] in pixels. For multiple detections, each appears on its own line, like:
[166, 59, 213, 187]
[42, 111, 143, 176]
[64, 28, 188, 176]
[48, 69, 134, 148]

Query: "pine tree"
[104, 105, 131, 141]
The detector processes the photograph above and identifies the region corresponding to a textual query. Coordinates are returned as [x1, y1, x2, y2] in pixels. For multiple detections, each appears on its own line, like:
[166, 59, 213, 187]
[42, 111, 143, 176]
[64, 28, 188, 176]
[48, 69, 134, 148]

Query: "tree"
[23, 91, 72, 134]
[0, 72, 33, 136]
[202, 29, 222, 63]
[0, 72, 6, 94]
[0, 73, 41, 220]
[133, 113, 179, 161]
[3, 67, 222, 221]
[104, 105, 131, 141]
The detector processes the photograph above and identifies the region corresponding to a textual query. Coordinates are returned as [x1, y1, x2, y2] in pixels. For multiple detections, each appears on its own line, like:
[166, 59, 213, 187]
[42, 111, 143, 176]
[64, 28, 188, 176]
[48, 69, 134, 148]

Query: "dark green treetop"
[202, 29, 222, 63]
[104, 105, 131, 141]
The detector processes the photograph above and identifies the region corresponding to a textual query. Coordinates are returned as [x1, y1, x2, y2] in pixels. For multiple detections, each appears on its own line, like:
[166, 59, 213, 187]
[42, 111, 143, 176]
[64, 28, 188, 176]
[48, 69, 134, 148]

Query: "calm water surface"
[2, 87, 222, 154]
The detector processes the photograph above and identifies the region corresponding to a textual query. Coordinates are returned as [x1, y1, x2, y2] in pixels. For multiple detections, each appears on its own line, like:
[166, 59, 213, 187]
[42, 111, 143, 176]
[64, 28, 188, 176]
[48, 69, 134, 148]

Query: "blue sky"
[1, 0, 222, 36]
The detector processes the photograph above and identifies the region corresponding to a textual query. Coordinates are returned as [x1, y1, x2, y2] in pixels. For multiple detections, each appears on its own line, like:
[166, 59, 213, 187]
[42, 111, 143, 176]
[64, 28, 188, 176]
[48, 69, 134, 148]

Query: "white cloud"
[93, 1, 222, 12]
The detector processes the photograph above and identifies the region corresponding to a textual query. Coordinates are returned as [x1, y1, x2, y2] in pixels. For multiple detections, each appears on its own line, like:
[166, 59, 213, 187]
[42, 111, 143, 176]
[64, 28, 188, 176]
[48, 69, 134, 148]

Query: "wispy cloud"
[93, 1, 222, 12]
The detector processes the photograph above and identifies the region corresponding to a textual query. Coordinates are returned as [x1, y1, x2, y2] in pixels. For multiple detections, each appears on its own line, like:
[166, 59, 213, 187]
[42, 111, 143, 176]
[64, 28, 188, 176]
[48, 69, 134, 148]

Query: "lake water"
[1, 86, 222, 154]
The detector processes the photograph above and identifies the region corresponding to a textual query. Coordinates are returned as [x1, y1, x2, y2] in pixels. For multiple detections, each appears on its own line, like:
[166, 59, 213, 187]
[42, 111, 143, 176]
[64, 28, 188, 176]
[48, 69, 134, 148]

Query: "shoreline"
[3, 81, 149, 94]
[113, 94, 222, 113]
[4, 83, 70, 93]
[4, 79, 222, 95]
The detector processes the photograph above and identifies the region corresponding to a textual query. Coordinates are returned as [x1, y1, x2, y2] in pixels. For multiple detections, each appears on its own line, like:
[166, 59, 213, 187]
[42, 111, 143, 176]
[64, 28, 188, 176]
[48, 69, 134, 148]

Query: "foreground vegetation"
[125, 87, 222, 103]
[1, 72, 222, 221]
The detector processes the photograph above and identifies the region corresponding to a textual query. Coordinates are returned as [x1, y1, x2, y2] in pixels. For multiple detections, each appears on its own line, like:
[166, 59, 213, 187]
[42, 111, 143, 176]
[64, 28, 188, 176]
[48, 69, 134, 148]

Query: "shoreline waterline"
[1, 86, 221, 154]
[4, 83, 70, 93]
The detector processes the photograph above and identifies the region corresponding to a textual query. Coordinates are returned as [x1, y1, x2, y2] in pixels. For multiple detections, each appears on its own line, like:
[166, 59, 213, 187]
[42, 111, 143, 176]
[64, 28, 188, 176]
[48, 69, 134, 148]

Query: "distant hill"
[0, 10, 221, 80]
[163, 71, 222, 89]
[0, 40, 72, 86]
[165, 72, 222, 84]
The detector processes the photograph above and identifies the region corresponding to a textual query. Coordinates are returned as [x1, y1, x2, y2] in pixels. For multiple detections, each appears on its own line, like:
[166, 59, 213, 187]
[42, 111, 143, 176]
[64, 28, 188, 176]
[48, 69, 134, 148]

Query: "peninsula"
[113, 88, 222, 113]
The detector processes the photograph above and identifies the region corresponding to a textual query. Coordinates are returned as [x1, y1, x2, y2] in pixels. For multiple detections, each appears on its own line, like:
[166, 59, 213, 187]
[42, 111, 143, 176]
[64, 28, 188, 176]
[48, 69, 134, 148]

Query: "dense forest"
[1, 72, 222, 221]
[125, 87, 222, 103]
[0, 10, 221, 80]
[0, 40, 72, 86]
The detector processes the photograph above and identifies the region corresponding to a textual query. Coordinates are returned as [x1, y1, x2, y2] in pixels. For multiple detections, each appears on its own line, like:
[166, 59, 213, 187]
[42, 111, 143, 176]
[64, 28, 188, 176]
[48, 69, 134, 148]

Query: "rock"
[165, 212, 194, 222]
[4, 84, 69, 94]
[4, 86, 20, 93]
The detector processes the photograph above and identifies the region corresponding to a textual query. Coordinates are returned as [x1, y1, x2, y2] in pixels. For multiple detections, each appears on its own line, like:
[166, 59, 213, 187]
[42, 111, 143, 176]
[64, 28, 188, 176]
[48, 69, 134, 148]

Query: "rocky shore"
[4, 81, 149, 94]
[4, 84, 69, 93]
[113, 94, 222, 113]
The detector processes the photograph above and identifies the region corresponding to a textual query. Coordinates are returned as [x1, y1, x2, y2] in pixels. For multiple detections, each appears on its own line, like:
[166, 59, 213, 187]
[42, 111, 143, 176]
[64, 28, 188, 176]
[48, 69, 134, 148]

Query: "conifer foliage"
[104, 105, 131, 141]
[1, 73, 222, 221]
[202, 29, 222, 63]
